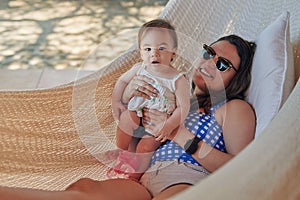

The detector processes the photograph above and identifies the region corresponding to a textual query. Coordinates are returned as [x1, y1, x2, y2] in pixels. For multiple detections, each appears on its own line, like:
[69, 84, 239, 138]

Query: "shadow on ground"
[0, 0, 168, 70]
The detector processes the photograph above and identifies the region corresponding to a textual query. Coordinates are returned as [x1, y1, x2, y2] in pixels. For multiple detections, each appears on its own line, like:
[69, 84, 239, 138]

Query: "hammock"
[1, 0, 299, 199]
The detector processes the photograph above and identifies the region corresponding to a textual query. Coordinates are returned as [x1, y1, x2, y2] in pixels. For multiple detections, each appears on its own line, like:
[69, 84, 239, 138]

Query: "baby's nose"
[151, 49, 160, 56]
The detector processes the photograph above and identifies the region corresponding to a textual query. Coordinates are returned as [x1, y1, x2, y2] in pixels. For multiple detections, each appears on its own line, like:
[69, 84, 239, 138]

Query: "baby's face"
[140, 28, 176, 67]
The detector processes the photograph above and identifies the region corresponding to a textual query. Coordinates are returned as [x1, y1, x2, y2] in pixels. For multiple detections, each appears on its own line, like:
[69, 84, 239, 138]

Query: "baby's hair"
[138, 19, 178, 48]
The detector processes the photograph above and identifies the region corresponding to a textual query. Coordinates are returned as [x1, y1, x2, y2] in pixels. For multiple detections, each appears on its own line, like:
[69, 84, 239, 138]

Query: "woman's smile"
[199, 67, 214, 79]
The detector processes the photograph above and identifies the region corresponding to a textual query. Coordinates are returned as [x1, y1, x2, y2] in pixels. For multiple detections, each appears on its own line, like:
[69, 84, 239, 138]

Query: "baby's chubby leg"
[116, 110, 140, 150]
[128, 137, 161, 180]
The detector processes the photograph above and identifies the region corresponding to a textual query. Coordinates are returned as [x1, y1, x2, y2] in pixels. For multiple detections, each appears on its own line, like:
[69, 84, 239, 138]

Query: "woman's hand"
[153, 124, 175, 142]
[142, 108, 167, 127]
[122, 75, 158, 104]
[142, 108, 173, 142]
[143, 108, 194, 143]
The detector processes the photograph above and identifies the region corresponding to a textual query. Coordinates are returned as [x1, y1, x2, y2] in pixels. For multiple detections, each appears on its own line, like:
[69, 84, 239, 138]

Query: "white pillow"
[247, 12, 294, 137]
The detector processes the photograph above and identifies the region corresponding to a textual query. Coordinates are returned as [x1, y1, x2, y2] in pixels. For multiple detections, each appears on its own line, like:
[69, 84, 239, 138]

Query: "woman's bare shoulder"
[225, 99, 255, 115]
[221, 99, 256, 155]
[216, 98, 256, 131]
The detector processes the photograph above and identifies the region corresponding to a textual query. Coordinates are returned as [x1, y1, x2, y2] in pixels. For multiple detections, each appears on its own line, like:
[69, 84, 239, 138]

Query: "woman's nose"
[201, 57, 216, 71]
[206, 56, 218, 69]
[211, 55, 218, 64]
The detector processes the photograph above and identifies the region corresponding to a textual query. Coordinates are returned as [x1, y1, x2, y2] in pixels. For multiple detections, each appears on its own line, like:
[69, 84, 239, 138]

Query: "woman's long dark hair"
[191, 34, 256, 113]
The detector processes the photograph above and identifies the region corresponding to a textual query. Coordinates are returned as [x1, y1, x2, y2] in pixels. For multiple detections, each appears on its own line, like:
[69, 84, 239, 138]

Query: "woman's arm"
[171, 126, 234, 173]
[220, 99, 256, 155]
[174, 99, 255, 172]
[145, 99, 256, 172]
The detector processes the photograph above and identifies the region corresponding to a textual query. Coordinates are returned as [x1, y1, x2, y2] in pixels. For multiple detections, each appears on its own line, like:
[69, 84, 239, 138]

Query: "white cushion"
[247, 12, 294, 137]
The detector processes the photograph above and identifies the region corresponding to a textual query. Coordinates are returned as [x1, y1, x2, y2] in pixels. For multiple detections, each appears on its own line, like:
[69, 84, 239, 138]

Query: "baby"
[109, 19, 190, 180]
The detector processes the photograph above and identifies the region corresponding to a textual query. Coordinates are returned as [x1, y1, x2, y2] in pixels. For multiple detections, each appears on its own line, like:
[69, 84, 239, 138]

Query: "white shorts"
[139, 160, 210, 197]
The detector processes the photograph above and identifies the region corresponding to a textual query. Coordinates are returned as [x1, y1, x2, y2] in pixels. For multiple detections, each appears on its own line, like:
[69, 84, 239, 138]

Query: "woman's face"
[192, 40, 240, 95]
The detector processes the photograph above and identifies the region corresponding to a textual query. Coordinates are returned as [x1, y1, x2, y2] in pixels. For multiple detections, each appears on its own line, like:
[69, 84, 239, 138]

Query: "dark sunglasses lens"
[202, 49, 213, 60]
[202, 45, 215, 60]
[216, 59, 230, 71]
[202, 44, 236, 72]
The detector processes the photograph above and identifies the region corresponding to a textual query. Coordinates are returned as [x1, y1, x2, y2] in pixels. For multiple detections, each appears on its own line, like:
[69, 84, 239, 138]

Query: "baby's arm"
[154, 75, 190, 139]
[112, 63, 141, 121]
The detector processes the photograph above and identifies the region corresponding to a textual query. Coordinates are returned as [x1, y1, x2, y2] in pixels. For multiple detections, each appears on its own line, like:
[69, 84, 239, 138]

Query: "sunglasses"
[202, 44, 238, 72]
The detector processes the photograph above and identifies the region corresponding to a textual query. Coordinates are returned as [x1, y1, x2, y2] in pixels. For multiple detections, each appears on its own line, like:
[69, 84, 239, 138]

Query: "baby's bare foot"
[104, 149, 122, 160]
[94, 149, 122, 166]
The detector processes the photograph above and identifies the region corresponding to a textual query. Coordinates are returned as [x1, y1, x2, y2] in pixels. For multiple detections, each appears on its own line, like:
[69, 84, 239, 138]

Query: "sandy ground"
[0, 0, 168, 70]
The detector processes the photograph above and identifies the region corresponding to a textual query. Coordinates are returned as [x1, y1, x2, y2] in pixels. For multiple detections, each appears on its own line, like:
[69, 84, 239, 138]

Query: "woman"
[0, 34, 256, 200]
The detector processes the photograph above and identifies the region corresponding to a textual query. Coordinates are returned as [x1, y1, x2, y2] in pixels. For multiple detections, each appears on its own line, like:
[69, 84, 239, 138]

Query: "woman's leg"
[0, 178, 152, 200]
[152, 183, 191, 200]
[0, 186, 84, 200]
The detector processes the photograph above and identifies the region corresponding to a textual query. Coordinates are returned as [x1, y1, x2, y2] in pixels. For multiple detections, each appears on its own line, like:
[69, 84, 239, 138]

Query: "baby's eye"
[144, 47, 151, 51]
[158, 47, 166, 51]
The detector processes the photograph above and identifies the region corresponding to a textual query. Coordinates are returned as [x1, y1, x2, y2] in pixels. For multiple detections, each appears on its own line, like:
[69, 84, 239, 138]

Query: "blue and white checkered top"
[150, 101, 227, 167]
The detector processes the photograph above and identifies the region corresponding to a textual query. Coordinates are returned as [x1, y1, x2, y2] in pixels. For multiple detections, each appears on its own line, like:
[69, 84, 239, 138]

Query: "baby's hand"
[112, 101, 126, 122]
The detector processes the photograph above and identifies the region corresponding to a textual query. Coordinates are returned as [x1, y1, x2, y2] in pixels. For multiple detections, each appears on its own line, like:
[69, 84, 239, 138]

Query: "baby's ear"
[171, 51, 176, 61]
